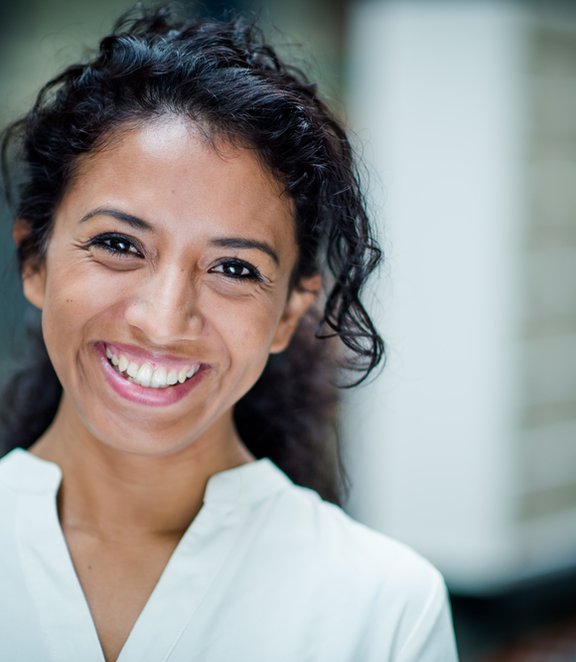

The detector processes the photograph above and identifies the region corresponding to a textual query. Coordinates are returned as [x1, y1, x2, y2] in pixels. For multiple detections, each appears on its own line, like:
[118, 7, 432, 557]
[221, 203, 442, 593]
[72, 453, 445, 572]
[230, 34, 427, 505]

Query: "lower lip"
[95, 343, 208, 407]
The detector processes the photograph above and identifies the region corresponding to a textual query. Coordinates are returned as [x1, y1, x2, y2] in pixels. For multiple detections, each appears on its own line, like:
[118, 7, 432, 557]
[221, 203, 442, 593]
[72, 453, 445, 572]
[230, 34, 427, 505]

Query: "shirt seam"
[395, 572, 445, 660]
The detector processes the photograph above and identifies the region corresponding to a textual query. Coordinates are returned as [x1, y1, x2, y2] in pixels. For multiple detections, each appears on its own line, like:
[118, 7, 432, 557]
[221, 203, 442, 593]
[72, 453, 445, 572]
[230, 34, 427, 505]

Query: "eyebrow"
[79, 207, 280, 265]
[211, 237, 279, 265]
[79, 207, 153, 231]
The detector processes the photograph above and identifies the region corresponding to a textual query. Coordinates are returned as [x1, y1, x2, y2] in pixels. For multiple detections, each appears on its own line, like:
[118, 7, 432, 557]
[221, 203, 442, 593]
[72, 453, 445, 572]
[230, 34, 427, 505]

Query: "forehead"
[61, 117, 296, 253]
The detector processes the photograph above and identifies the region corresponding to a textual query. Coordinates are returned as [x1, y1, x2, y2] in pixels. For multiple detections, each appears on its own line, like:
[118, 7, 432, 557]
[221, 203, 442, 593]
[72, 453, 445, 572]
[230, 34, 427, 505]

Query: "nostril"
[124, 295, 204, 344]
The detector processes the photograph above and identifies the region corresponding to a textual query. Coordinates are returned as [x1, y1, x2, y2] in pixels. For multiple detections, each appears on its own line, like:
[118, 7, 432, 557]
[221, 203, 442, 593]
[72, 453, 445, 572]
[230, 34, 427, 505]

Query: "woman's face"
[22, 117, 318, 456]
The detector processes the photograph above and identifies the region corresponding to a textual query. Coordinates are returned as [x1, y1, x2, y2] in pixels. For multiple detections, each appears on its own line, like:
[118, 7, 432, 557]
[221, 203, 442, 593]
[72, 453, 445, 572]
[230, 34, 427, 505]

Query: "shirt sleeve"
[395, 573, 459, 662]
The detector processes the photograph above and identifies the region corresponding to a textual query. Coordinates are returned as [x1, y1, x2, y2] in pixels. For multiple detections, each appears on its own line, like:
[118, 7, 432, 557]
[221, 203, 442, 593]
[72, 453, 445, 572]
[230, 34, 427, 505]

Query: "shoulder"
[255, 476, 458, 659]
[0, 448, 60, 495]
[0, 449, 61, 526]
[275, 480, 442, 591]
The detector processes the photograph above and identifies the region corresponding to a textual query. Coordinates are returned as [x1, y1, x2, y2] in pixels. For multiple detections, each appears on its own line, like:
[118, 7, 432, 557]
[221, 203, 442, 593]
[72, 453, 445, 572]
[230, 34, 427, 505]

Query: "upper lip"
[100, 341, 206, 371]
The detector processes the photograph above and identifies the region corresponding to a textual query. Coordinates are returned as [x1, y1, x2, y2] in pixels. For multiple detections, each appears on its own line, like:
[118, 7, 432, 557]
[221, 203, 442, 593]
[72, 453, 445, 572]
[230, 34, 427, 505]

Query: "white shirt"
[0, 449, 458, 661]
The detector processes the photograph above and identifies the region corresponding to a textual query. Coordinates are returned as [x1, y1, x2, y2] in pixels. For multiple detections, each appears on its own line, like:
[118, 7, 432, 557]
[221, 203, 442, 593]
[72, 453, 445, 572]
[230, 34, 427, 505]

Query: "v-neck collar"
[0, 448, 290, 504]
[1, 448, 290, 662]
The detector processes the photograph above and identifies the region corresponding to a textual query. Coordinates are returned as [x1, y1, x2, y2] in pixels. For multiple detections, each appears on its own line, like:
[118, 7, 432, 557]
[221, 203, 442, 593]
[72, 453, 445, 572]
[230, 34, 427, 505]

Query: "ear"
[13, 219, 46, 310]
[270, 274, 322, 354]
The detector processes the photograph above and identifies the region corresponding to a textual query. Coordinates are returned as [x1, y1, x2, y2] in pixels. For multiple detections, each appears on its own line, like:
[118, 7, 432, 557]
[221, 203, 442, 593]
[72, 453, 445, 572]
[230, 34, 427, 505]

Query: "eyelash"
[85, 233, 264, 282]
[210, 259, 264, 282]
[86, 233, 144, 257]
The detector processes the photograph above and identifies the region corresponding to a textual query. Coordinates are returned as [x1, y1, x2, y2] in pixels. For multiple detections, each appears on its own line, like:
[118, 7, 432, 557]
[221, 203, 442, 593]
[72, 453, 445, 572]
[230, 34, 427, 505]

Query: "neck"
[30, 401, 253, 541]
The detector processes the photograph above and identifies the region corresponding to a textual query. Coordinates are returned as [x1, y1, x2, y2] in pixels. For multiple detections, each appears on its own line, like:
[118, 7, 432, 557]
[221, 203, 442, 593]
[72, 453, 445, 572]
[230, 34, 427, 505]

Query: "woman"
[0, 5, 458, 661]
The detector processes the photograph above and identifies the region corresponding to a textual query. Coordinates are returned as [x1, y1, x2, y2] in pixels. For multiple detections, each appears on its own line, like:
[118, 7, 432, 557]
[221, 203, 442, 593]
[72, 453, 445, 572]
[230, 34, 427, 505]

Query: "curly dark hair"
[0, 3, 384, 503]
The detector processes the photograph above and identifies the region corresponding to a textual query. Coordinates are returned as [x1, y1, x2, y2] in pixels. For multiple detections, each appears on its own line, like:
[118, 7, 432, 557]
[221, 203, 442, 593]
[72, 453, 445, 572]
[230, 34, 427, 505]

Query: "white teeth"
[150, 367, 167, 388]
[167, 370, 178, 386]
[105, 346, 199, 389]
[135, 363, 153, 387]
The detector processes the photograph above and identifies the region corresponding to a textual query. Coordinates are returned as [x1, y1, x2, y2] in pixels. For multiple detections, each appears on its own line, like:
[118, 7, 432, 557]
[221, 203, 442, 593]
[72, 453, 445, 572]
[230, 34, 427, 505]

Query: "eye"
[210, 259, 263, 282]
[87, 233, 143, 258]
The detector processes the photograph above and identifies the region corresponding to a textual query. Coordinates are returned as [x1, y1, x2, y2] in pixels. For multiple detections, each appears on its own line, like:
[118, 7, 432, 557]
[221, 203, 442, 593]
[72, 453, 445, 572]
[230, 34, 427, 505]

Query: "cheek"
[40, 264, 117, 354]
[217, 299, 285, 349]
[210, 301, 284, 384]
[40, 294, 88, 382]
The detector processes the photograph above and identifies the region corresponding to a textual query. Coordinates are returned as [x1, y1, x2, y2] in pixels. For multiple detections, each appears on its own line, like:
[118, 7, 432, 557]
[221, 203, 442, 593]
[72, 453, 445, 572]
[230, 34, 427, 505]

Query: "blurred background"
[1, 0, 576, 659]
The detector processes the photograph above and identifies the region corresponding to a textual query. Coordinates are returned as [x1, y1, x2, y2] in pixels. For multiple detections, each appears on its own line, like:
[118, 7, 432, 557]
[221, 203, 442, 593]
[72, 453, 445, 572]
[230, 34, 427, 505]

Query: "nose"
[124, 265, 204, 345]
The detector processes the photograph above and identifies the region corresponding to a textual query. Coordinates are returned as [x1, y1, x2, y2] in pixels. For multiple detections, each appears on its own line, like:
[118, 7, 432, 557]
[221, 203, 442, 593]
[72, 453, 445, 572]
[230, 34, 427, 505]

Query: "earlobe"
[270, 274, 321, 354]
[22, 268, 46, 310]
[13, 219, 46, 310]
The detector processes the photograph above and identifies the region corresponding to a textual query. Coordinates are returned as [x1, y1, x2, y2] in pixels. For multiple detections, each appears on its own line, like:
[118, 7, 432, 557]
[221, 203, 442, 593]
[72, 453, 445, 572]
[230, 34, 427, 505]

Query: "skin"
[18, 116, 320, 662]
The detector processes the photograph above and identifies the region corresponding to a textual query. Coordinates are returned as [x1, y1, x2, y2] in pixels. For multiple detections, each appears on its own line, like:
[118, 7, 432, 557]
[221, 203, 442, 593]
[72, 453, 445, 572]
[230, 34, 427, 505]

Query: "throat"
[64, 527, 182, 662]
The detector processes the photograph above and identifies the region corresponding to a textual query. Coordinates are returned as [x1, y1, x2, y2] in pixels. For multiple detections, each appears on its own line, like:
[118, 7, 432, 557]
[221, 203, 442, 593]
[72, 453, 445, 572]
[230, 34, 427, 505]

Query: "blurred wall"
[343, 0, 576, 593]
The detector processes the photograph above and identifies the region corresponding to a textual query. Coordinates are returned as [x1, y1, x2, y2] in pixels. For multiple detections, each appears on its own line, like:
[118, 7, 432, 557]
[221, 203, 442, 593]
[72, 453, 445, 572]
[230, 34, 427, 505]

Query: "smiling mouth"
[105, 346, 201, 389]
